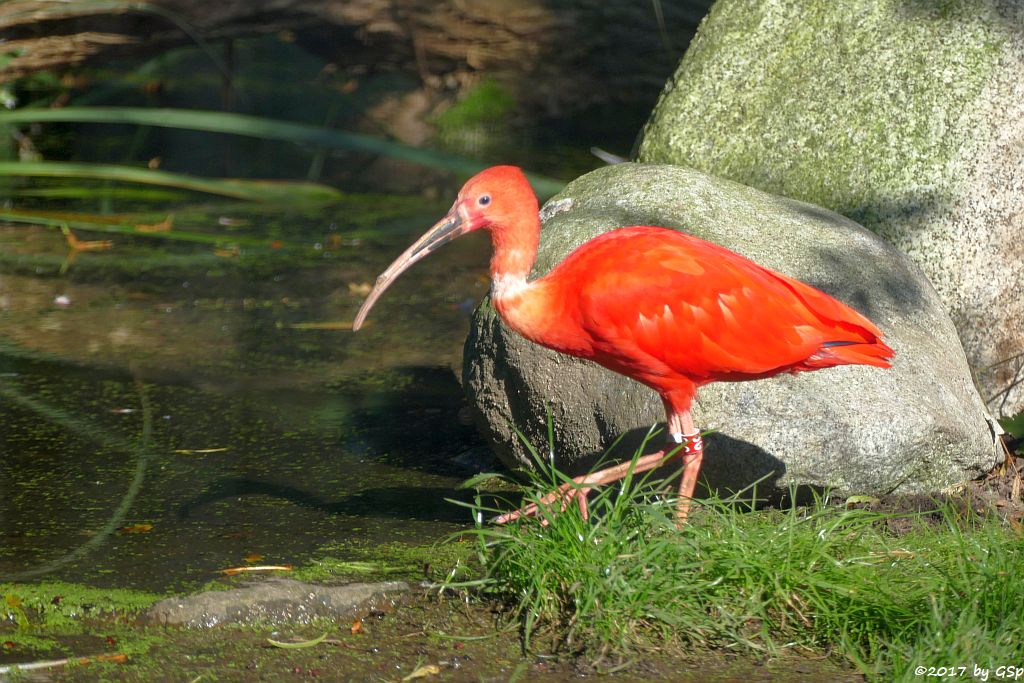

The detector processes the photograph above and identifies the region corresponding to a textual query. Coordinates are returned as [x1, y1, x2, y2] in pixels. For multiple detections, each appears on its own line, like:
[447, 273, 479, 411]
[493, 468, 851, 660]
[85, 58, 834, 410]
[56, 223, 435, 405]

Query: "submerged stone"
[462, 163, 1001, 498]
[142, 579, 409, 627]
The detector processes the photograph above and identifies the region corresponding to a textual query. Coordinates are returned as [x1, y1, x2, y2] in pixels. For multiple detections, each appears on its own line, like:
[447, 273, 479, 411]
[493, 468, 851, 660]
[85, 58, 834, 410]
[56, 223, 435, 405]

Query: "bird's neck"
[488, 212, 554, 348]
[488, 214, 539, 299]
[487, 215, 584, 356]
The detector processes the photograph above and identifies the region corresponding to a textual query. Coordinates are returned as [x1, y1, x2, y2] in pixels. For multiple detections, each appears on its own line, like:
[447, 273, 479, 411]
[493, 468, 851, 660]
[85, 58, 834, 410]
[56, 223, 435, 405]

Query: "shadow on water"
[0, 344, 482, 593]
[0, 2, 718, 595]
[0, 195, 493, 592]
[175, 364, 482, 526]
[178, 480, 467, 524]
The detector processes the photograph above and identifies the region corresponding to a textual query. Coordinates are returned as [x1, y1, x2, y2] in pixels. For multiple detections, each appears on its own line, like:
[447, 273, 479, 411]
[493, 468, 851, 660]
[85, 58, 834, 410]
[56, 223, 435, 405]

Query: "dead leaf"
[83, 653, 129, 665]
[350, 619, 364, 635]
[223, 529, 255, 540]
[136, 216, 173, 233]
[402, 663, 441, 681]
[347, 282, 372, 296]
[288, 321, 356, 330]
[173, 447, 229, 454]
[62, 228, 114, 252]
[117, 524, 153, 534]
[244, 553, 263, 564]
[219, 565, 292, 576]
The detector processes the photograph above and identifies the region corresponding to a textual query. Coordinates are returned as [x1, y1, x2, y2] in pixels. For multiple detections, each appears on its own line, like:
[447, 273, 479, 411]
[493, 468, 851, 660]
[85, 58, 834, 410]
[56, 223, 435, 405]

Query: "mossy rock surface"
[462, 163, 1000, 497]
[637, 0, 1024, 415]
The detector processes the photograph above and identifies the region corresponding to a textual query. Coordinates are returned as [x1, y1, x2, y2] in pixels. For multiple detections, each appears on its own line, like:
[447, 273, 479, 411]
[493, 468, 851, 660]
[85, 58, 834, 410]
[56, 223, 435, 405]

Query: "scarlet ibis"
[354, 166, 894, 524]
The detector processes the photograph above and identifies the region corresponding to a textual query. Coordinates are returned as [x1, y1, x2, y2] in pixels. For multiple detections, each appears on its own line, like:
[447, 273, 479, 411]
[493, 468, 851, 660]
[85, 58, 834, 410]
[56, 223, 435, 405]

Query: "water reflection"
[0, 13, 644, 594]
[0, 204, 490, 593]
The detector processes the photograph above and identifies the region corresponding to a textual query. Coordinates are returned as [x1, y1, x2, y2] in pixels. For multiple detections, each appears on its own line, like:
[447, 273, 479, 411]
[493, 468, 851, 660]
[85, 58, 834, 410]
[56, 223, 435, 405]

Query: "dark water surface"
[0, 23, 655, 594]
[0, 204, 495, 593]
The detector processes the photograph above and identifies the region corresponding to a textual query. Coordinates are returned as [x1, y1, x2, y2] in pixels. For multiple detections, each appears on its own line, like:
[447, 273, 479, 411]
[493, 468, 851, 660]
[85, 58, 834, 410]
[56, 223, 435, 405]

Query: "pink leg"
[492, 447, 677, 524]
[494, 409, 705, 526]
[667, 411, 703, 525]
[673, 435, 703, 524]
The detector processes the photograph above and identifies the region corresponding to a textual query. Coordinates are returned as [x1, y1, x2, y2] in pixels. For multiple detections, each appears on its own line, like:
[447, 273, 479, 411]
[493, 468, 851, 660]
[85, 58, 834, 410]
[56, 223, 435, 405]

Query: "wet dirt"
[1, 584, 864, 683]
[848, 448, 1024, 535]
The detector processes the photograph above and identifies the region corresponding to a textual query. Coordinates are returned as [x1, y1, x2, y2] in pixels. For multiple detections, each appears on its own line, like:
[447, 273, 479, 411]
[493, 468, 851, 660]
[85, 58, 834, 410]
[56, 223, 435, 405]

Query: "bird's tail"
[769, 271, 895, 371]
[803, 338, 895, 370]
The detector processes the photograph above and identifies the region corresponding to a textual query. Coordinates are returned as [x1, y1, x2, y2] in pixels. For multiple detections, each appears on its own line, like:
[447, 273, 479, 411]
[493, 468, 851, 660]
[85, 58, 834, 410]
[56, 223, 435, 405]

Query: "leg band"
[670, 432, 703, 455]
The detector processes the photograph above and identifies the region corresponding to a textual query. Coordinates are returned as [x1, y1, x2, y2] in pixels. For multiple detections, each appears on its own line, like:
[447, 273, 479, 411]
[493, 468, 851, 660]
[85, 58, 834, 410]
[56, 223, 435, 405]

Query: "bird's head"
[453, 165, 537, 236]
[353, 165, 536, 330]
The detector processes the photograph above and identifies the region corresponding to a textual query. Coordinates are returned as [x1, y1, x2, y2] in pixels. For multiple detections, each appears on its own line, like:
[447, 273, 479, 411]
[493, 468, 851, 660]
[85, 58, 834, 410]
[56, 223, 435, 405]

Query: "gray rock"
[462, 163, 1001, 497]
[636, 0, 1024, 416]
[142, 579, 408, 628]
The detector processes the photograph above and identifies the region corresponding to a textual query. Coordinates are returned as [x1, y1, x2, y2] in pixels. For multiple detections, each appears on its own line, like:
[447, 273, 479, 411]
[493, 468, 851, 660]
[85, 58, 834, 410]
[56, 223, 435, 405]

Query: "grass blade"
[266, 633, 328, 649]
[0, 161, 341, 203]
[0, 108, 567, 198]
[0, 209, 276, 246]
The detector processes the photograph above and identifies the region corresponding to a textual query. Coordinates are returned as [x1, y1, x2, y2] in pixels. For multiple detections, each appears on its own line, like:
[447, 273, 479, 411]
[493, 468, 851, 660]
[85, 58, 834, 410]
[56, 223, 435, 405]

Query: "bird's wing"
[565, 227, 869, 382]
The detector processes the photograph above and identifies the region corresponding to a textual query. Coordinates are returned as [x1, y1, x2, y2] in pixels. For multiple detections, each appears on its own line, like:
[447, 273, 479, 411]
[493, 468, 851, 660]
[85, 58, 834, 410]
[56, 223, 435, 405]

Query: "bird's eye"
[478, 194, 491, 206]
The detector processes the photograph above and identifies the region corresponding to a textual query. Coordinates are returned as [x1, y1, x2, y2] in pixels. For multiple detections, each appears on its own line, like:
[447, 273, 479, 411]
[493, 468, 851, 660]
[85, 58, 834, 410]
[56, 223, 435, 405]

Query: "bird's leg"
[492, 447, 678, 525]
[673, 438, 704, 524]
[494, 410, 706, 526]
[668, 411, 703, 525]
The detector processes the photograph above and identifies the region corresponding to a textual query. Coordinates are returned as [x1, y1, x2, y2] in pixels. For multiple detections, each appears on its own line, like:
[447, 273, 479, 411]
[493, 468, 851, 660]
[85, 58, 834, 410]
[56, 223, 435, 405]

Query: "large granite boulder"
[637, 0, 1024, 416]
[463, 163, 1001, 497]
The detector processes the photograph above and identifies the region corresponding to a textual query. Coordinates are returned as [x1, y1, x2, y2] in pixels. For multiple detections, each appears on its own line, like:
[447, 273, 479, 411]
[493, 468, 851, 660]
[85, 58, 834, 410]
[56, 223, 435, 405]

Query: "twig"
[0, 652, 127, 674]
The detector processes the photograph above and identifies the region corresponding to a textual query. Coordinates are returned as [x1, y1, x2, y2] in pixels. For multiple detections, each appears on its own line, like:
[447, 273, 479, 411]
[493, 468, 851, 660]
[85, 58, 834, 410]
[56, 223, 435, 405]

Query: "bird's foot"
[492, 447, 680, 525]
[492, 479, 595, 525]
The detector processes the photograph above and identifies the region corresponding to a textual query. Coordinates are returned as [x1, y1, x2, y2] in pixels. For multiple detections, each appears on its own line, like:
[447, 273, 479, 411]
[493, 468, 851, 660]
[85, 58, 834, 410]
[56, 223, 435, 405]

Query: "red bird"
[354, 166, 894, 524]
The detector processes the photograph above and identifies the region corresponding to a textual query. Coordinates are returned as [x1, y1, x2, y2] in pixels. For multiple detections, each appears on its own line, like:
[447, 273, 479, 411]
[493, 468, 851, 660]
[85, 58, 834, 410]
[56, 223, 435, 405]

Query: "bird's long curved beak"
[353, 205, 469, 330]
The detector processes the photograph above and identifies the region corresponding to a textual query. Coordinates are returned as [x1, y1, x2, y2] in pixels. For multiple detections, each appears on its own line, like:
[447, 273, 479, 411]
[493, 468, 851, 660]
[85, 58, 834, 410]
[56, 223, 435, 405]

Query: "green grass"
[1, 581, 163, 652]
[445, 435, 1024, 680]
[432, 78, 516, 130]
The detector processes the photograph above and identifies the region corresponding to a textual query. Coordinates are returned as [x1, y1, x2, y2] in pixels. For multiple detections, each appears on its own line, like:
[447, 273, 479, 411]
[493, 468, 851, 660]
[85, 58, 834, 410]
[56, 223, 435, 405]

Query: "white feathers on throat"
[491, 273, 529, 300]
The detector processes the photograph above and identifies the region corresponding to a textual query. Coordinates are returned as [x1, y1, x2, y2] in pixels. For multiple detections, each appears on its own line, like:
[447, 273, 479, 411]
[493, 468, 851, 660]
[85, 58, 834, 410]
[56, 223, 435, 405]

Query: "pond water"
[0, 204, 500, 593]
[0, 25, 655, 593]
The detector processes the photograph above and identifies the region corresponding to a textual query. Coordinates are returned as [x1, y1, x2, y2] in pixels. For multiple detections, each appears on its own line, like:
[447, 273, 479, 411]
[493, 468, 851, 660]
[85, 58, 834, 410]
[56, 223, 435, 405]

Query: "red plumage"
[534, 225, 892, 415]
[355, 166, 894, 525]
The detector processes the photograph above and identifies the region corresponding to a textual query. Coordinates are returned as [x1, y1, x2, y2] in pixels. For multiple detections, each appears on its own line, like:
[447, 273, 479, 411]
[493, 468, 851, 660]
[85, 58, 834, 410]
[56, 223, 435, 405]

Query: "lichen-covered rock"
[637, 0, 1024, 416]
[462, 164, 1000, 497]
